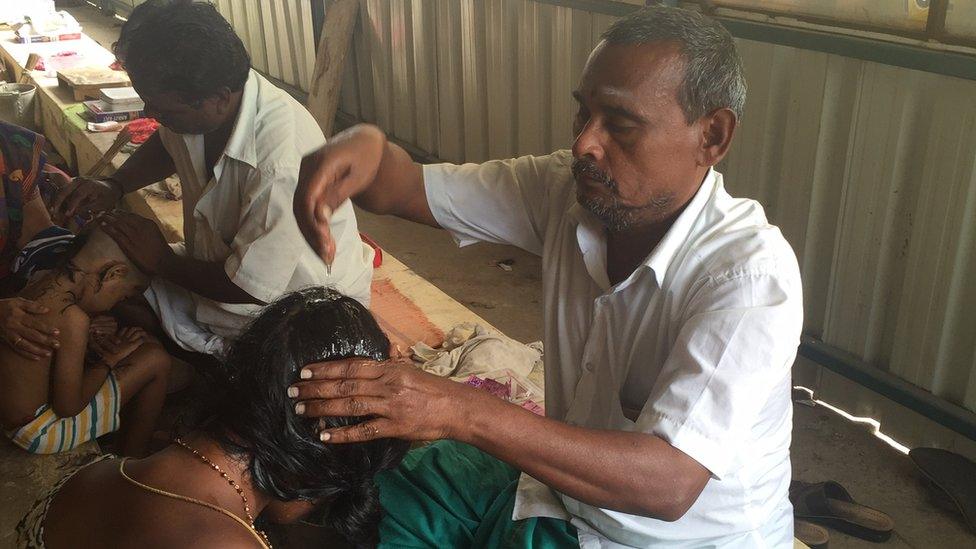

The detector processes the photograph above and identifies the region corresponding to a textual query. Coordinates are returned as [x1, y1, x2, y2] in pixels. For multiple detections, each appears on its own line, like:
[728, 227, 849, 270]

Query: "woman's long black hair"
[198, 287, 408, 547]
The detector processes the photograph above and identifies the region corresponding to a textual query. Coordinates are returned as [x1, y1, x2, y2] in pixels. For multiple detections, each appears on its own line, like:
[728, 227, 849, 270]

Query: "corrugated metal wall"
[338, 1, 976, 420]
[214, 0, 318, 92]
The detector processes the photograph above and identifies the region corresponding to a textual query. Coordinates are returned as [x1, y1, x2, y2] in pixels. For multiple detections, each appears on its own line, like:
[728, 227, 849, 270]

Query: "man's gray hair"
[602, 5, 747, 122]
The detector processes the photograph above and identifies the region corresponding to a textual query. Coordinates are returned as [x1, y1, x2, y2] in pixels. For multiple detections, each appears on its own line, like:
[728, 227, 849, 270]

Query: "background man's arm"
[108, 131, 177, 193]
[157, 255, 263, 305]
[101, 211, 262, 305]
[54, 132, 177, 219]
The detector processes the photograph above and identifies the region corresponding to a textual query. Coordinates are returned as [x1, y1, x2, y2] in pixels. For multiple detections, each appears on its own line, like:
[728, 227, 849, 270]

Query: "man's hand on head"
[51, 177, 123, 222]
[100, 210, 174, 277]
[287, 349, 473, 444]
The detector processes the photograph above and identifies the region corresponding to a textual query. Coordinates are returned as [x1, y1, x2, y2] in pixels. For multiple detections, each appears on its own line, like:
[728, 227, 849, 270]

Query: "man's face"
[135, 87, 227, 135]
[571, 40, 707, 232]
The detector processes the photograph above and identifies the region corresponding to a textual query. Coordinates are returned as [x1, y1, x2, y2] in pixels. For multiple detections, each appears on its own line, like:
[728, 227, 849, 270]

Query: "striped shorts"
[5, 372, 121, 454]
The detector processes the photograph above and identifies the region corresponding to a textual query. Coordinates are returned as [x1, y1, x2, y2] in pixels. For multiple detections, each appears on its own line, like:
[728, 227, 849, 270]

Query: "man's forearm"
[158, 254, 263, 305]
[110, 132, 177, 193]
[454, 389, 709, 521]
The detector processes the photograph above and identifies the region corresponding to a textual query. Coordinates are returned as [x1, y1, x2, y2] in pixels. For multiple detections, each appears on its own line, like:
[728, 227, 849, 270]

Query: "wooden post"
[306, 0, 360, 138]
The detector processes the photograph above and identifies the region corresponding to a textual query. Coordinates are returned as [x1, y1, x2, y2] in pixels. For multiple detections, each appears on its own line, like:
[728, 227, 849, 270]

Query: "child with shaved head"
[0, 225, 170, 457]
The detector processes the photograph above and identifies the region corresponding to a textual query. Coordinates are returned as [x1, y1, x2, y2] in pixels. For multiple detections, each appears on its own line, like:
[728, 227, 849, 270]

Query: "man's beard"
[572, 159, 670, 232]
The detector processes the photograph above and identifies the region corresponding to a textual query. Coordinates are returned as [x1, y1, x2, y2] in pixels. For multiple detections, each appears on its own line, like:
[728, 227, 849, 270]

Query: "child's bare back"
[1, 227, 171, 456]
[0, 272, 92, 429]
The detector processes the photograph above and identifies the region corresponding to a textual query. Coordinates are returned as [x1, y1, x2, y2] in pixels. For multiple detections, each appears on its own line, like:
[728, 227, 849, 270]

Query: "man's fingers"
[17, 327, 59, 350]
[13, 338, 52, 359]
[289, 378, 387, 400]
[16, 298, 50, 316]
[296, 396, 389, 419]
[23, 316, 59, 336]
[101, 222, 136, 250]
[318, 419, 397, 444]
[300, 359, 388, 381]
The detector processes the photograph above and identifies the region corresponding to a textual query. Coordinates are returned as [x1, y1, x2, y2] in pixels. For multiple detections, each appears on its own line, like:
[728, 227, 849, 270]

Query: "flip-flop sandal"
[910, 447, 976, 534]
[794, 519, 829, 549]
[790, 480, 894, 542]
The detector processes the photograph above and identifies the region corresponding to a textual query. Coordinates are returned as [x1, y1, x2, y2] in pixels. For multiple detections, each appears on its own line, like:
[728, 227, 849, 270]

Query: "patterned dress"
[15, 454, 116, 548]
[0, 121, 45, 281]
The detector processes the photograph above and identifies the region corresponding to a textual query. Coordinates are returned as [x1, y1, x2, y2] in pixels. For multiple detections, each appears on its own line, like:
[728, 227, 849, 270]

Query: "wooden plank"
[306, 0, 361, 137]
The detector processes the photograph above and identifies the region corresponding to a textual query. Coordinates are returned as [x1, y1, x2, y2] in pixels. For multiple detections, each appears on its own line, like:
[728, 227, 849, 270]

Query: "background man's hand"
[91, 326, 147, 368]
[288, 353, 471, 443]
[52, 177, 122, 221]
[294, 125, 386, 264]
[0, 298, 59, 360]
[89, 315, 119, 338]
[101, 210, 174, 276]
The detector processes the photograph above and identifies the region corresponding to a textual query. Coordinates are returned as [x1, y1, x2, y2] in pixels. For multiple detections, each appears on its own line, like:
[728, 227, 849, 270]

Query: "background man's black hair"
[115, 0, 251, 104]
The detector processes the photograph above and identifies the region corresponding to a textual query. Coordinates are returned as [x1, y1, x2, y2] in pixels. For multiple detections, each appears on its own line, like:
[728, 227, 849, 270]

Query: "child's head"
[199, 287, 408, 548]
[66, 226, 150, 313]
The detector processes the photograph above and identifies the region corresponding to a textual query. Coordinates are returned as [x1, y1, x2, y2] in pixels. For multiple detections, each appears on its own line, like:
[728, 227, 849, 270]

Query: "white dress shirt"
[423, 150, 802, 548]
[146, 70, 373, 355]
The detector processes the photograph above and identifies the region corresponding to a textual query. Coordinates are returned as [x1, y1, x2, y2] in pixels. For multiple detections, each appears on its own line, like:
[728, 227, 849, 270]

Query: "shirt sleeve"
[223, 164, 308, 303]
[423, 151, 571, 255]
[635, 269, 803, 479]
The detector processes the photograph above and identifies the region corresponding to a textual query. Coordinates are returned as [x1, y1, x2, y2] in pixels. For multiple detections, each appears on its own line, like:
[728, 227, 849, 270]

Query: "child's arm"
[49, 307, 103, 418]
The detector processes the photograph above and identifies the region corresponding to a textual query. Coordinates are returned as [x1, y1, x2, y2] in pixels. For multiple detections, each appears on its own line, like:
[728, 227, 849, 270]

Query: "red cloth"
[126, 118, 159, 144]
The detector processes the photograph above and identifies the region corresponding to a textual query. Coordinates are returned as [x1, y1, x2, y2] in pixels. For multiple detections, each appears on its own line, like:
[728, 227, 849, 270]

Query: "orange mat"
[370, 278, 445, 352]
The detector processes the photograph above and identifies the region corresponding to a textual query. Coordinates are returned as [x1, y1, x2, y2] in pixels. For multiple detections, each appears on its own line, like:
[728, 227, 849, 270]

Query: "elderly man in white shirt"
[290, 5, 801, 548]
[54, 1, 372, 358]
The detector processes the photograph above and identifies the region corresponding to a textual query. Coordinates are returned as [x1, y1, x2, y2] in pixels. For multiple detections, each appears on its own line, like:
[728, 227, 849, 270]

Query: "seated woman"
[0, 120, 76, 360]
[17, 287, 410, 548]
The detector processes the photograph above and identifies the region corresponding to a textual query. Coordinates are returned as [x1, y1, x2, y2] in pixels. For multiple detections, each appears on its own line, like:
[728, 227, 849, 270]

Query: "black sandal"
[910, 447, 976, 534]
[794, 519, 829, 549]
[790, 480, 894, 542]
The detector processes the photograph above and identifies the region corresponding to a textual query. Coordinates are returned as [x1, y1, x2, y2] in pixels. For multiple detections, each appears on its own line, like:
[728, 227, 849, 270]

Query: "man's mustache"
[571, 159, 616, 190]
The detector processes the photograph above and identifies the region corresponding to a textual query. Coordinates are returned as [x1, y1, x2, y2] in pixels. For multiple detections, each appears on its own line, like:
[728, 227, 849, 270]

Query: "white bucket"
[0, 83, 38, 131]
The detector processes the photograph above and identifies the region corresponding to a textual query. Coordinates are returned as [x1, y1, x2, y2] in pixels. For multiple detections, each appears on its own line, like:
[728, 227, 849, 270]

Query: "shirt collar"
[221, 69, 260, 168]
[569, 168, 719, 291]
[643, 168, 718, 287]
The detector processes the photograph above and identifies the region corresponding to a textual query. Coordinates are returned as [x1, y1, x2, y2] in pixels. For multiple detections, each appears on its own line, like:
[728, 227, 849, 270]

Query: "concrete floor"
[2, 4, 974, 549]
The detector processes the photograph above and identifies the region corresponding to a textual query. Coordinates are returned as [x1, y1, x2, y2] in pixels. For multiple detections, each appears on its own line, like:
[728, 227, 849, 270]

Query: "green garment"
[377, 440, 578, 548]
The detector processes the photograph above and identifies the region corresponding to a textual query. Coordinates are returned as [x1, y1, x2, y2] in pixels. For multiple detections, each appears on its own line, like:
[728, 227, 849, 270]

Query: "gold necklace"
[119, 459, 271, 548]
[174, 437, 273, 548]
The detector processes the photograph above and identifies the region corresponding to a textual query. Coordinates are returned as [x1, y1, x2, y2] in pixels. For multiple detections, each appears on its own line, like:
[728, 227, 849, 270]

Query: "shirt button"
[585, 362, 594, 372]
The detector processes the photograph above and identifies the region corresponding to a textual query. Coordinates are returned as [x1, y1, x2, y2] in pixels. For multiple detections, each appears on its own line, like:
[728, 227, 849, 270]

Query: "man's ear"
[102, 262, 129, 284]
[213, 86, 234, 116]
[697, 107, 737, 167]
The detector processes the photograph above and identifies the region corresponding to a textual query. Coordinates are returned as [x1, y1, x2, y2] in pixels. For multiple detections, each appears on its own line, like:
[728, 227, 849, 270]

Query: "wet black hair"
[200, 287, 408, 548]
[114, 0, 250, 104]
